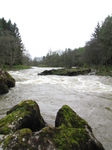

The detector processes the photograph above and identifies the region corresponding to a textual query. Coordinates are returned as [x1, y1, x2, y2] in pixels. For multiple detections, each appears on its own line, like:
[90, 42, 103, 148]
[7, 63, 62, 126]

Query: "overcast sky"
[0, 0, 112, 58]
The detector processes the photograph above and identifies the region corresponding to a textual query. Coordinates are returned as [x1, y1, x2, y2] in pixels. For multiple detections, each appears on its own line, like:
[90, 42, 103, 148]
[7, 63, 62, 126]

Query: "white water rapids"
[0, 67, 112, 150]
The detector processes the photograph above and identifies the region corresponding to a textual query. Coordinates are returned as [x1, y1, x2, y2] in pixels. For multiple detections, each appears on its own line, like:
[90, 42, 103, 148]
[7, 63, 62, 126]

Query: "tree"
[22, 50, 32, 66]
[92, 22, 100, 39]
[0, 18, 24, 68]
[99, 15, 112, 65]
[82, 15, 112, 66]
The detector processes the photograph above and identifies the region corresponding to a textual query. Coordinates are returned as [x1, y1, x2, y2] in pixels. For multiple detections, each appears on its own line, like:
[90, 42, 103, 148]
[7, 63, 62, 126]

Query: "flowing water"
[0, 67, 112, 150]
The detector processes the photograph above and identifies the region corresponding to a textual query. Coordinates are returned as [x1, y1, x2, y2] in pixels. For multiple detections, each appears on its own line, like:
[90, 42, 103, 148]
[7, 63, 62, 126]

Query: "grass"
[11, 65, 31, 70]
[1, 65, 31, 71]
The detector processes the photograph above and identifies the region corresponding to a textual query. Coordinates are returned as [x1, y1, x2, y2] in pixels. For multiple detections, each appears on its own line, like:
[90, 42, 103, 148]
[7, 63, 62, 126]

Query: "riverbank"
[92, 65, 112, 76]
[1, 65, 31, 71]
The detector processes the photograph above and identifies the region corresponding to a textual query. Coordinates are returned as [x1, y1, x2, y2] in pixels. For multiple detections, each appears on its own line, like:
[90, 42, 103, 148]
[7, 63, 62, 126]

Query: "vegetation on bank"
[11, 65, 31, 70]
[1, 65, 31, 71]
[93, 65, 112, 76]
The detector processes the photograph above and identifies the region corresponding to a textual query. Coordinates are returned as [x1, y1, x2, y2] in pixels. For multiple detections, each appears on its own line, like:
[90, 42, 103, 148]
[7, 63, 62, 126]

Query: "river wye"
[0, 67, 112, 150]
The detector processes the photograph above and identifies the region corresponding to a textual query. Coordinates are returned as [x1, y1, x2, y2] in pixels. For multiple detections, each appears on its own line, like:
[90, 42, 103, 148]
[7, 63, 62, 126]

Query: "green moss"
[39, 67, 91, 76]
[17, 100, 36, 108]
[19, 100, 36, 107]
[52, 105, 92, 149]
[0, 103, 104, 149]
[5, 71, 12, 79]
[7, 100, 36, 114]
[0, 101, 35, 134]
[0, 100, 45, 134]
[52, 69, 68, 75]
[52, 127, 89, 150]
[2, 128, 32, 149]
[0, 107, 29, 134]
[37, 126, 89, 150]
[2, 134, 13, 148]
[55, 105, 91, 130]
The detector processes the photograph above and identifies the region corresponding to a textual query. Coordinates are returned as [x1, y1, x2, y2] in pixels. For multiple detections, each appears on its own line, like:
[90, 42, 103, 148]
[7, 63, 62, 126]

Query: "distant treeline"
[32, 48, 84, 68]
[1, 15, 112, 69]
[31, 15, 112, 68]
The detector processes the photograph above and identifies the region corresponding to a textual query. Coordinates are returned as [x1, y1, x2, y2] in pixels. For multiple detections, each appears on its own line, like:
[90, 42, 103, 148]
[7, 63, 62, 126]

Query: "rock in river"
[38, 68, 91, 76]
[0, 70, 15, 94]
[0, 100, 105, 150]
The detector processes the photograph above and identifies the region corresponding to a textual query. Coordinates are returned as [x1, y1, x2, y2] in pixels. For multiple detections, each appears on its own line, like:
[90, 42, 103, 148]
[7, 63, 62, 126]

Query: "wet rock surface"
[0, 101, 105, 150]
[38, 68, 91, 76]
[0, 70, 15, 94]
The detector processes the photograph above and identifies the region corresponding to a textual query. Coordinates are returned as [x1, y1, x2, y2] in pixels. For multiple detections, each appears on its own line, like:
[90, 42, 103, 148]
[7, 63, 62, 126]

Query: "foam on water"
[12, 68, 112, 94]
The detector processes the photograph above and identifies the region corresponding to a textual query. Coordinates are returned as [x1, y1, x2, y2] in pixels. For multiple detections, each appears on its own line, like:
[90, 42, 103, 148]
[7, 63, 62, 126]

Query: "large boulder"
[54, 105, 105, 150]
[0, 100, 46, 135]
[0, 102, 105, 150]
[0, 70, 15, 94]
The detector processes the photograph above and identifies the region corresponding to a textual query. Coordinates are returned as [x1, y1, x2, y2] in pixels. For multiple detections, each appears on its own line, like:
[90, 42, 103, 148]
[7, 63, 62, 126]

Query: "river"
[0, 67, 112, 150]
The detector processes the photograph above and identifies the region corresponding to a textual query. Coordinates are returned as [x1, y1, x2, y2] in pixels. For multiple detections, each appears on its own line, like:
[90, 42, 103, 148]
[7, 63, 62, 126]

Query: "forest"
[0, 15, 112, 69]
[33, 15, 112, 68]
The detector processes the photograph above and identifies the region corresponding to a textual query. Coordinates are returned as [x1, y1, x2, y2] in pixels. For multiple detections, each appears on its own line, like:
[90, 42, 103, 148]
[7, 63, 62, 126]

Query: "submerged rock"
[0, 70, 15, 94]
[0, 101, 105, 150]
[38, 68, 91, 76]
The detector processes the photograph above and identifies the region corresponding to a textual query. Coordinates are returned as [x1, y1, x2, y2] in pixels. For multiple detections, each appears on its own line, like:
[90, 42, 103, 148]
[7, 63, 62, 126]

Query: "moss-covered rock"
[33, 126, 89, 150]
[0, 126, 104, 150]
[1, 128, 33, 150]
[0, 103, 105, 150]
[0, 70, 15, 94]
[55, 105, 91, 130]
[0, 100, 46, 135]
[54, 105, 105, 150]
[0, 127, 56, 150]
[38, 68, 91, 76]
